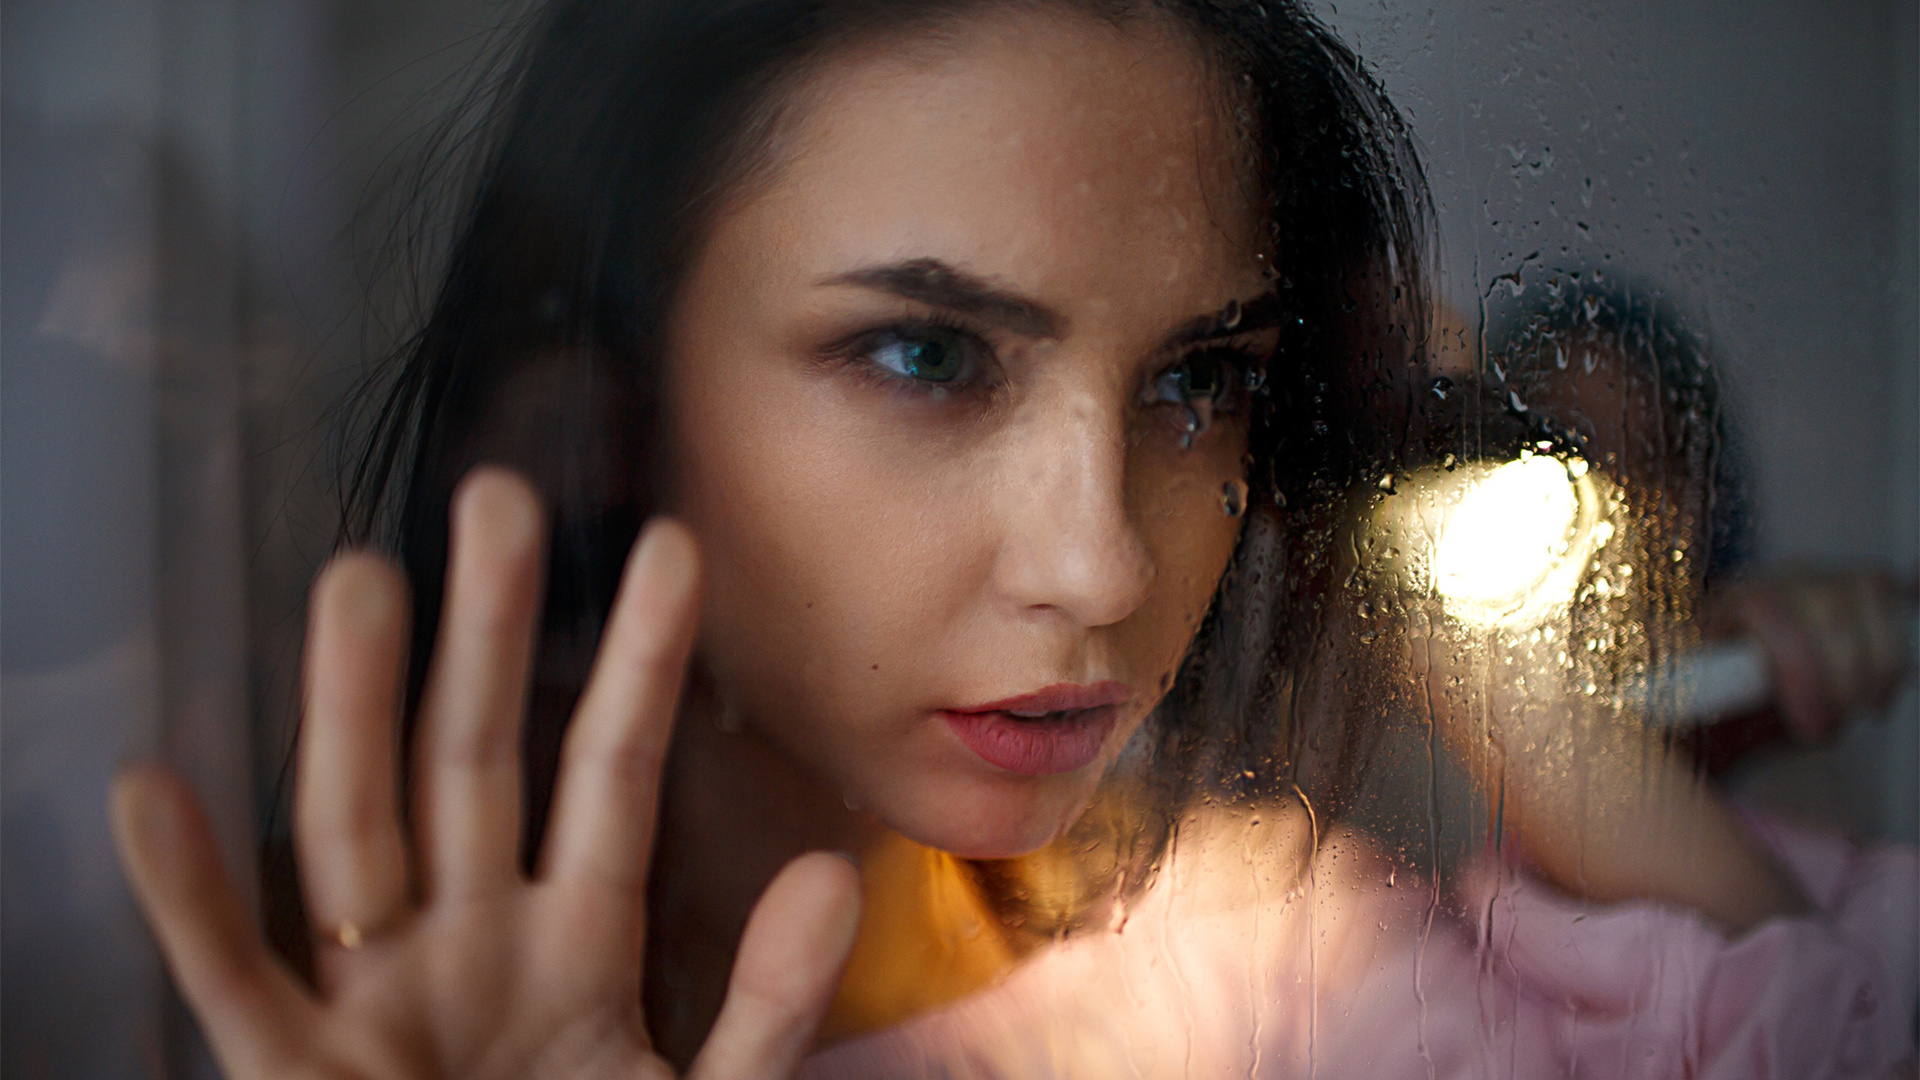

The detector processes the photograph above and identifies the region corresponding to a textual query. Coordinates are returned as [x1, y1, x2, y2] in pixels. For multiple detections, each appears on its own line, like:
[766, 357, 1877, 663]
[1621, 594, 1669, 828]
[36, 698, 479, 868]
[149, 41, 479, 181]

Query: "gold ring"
[322, 914, 403, 951]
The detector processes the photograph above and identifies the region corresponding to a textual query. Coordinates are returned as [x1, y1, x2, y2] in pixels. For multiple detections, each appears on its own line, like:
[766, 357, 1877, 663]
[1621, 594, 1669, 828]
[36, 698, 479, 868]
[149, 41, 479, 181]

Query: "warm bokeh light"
[1434, 455, 1606, 627]
[1375, 452, 1612, 630]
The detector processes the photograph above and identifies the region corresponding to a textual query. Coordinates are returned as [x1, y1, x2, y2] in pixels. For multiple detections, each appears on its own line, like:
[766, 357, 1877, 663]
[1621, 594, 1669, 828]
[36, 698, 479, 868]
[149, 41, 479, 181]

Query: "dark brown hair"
[342, 0, 1432, 932]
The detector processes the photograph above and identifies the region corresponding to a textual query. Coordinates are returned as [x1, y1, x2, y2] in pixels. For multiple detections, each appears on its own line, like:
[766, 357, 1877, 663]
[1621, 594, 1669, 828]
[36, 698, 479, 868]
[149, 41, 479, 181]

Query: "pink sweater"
[800, 812, 1917, 1079]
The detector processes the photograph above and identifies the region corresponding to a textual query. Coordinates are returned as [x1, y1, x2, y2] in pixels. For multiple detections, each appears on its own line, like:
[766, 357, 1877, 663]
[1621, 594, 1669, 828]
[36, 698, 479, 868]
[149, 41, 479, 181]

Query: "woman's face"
[665, 6, 1275, 859]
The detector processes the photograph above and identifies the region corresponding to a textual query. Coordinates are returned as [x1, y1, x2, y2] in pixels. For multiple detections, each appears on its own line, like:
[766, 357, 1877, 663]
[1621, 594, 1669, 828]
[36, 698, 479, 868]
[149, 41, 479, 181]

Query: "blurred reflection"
[4, 1, 1916, 1078]
[1470, 274, 1917, 740]
[1354, 271, 1917, 937]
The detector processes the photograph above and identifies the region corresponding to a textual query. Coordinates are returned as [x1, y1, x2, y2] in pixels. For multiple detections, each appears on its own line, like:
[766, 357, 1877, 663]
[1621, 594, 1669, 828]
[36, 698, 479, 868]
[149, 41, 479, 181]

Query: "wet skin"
[647, 7, 1281, 1053]
[664, 6, 1274, 864]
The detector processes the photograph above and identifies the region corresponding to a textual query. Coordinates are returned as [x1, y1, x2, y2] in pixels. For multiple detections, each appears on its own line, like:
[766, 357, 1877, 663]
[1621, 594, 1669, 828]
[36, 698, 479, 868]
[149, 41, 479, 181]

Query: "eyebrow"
[821, 256, 1283, 350]
[822, 258, 1063, 339]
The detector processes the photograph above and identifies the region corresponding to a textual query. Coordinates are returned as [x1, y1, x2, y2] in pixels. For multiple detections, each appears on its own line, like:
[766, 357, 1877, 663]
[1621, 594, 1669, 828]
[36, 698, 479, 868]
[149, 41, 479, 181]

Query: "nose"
[991, 388, 1156, 628]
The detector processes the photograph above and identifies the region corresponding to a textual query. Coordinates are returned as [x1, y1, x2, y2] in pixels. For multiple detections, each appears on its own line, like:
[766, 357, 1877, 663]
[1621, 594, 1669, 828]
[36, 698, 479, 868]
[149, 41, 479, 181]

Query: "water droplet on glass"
[842, 792, 863, 812]
[1220, 478, 1247, 518]
[1429, 376, 1452, 400]
[1177, 397, 1217, 450]
[1220, 297, 1243, 331]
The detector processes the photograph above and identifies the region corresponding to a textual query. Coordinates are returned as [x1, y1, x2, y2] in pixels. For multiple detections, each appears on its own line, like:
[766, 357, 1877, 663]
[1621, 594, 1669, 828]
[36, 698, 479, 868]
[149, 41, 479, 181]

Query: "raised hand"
[1707, 566, 1918, 745]
[110, 468, 860, 1080]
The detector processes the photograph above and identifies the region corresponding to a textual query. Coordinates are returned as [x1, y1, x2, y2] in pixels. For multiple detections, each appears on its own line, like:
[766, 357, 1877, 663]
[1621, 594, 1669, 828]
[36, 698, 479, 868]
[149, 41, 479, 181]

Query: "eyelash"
[831, 315, 996, 399]
[829, 316, 1266, 415]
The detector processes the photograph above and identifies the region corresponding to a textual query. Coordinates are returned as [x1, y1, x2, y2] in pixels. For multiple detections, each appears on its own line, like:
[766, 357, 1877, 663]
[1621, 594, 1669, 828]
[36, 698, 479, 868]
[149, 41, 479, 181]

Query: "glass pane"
[4, 1, 1914, 1077]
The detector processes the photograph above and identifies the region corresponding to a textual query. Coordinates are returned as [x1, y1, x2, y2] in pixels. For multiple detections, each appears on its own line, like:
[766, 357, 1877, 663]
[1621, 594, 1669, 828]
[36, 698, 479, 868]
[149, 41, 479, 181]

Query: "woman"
[110, 1, 1916, 1076]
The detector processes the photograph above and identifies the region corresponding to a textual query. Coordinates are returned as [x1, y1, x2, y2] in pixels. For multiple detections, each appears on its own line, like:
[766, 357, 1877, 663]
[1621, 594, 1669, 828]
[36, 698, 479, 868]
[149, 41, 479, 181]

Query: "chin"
[875, 769, 1098, 861]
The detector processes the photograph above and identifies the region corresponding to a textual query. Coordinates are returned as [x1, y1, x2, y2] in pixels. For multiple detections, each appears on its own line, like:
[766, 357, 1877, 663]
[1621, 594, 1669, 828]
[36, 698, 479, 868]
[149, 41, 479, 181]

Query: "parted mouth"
[952, 680, 1132, 719]
[940, 702, 1121, 776]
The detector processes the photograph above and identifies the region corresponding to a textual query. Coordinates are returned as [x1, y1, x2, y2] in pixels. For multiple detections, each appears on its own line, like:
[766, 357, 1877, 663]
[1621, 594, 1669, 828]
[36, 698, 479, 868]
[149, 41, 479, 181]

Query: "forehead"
[712, 5, 1266, 321]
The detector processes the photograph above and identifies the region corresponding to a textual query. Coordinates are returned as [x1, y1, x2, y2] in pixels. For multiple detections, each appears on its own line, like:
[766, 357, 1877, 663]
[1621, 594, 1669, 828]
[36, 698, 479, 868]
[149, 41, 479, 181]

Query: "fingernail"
[458, 467, 544, 553]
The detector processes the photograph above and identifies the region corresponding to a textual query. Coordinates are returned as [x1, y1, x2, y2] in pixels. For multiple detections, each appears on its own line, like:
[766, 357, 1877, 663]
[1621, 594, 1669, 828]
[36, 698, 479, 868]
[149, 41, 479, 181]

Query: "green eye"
[869, 327, 972, 383]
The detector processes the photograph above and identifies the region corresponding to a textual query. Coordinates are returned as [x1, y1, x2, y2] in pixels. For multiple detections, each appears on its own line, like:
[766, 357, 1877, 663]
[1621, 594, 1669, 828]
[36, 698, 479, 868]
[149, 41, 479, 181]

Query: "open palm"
[111, 469, 860, 1080]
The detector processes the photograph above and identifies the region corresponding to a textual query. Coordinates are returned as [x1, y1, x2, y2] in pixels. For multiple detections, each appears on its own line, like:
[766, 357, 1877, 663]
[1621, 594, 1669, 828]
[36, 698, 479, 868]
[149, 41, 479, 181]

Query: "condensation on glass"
[3, 2, 1914, 1079]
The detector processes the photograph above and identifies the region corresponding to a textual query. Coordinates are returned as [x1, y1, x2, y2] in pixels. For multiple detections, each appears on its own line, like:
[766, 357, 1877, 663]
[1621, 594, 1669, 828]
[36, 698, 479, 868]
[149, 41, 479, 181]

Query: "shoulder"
[802, 804, 1445, 1079]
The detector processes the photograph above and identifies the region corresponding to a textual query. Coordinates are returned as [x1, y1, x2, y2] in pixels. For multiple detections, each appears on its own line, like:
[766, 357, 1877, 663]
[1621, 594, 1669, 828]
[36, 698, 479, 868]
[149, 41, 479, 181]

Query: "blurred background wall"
[1324, 0, 1920, 849]
[3, 1, 1915, 1076]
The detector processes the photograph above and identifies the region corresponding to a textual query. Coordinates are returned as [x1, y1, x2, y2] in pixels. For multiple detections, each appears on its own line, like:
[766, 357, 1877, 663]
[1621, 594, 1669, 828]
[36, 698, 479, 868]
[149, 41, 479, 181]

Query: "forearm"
[1436, 677, 1808, 934]
[1490, 720, 1807, 932]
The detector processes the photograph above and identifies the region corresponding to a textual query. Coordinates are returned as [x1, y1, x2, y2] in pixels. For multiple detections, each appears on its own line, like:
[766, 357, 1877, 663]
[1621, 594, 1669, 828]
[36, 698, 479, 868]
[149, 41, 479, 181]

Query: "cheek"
[664, 349, 984, 716]
[1122, 429, 1249, 675]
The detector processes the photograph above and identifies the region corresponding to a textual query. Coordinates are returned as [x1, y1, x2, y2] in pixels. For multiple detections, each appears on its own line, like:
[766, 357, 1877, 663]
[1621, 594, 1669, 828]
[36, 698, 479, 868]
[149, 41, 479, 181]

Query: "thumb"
[688, 852, 862, 1080]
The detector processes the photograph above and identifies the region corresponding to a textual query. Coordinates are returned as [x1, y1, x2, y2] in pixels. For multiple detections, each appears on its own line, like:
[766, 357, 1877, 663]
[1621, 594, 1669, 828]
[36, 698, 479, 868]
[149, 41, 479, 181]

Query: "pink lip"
[957, 681, 1132, 716]
[941, 681, 1131, 776]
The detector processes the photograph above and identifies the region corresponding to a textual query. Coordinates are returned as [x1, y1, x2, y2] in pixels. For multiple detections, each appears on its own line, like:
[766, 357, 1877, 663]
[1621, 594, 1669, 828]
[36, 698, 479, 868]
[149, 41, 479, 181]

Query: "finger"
[541, 520, 699, 906]
[296, 553, 412, 974]
[689, 853, 862, 1080]
[1736, 587, 1838, 742]
[415, 468, 547, 897]
[112, 766, 313, 1077]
